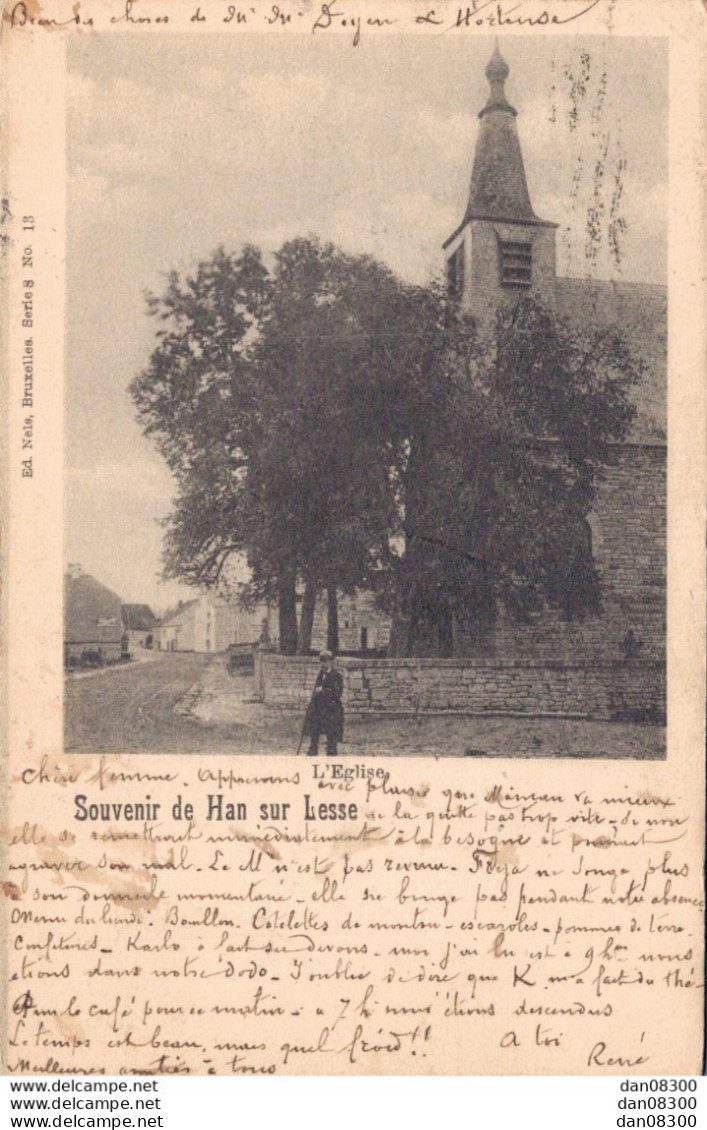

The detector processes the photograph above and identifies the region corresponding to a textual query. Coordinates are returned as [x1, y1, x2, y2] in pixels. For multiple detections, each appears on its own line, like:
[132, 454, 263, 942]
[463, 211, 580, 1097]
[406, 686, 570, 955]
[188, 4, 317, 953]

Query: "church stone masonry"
[443, 46, 666, 674]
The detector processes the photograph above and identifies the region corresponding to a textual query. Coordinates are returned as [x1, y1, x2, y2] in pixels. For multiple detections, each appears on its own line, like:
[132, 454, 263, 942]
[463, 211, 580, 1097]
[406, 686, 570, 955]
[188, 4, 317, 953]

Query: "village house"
[157, 594, 273, 653]
[310, 591, 390, 655]
[121, 603, 157, 650]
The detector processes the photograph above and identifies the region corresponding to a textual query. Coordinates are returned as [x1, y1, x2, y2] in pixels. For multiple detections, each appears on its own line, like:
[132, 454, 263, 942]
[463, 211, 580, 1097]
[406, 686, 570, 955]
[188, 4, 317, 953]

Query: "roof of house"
[554, 277, 667, 444]
[65, 573, 124, 644]
[122, 604, 157, 632]
[159, 599, 198, 629]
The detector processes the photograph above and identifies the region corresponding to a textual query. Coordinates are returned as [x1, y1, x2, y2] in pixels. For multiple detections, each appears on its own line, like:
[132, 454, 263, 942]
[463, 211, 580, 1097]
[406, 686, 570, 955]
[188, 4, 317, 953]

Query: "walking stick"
[296, 705, 309, 756]
[296, 687, 317, 755]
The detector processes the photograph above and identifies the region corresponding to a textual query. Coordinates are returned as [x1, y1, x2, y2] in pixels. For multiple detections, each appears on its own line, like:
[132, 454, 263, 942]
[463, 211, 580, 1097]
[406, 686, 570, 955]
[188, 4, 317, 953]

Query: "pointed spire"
[465, 45, 537, 223]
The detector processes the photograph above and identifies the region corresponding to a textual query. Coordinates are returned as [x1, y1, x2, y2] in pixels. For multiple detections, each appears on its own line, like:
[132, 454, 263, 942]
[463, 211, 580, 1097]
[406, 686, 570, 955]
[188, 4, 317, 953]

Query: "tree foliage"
[132, 237, 472, 651]
[396, 296, 643, 654]
[131, 237, 641, 657]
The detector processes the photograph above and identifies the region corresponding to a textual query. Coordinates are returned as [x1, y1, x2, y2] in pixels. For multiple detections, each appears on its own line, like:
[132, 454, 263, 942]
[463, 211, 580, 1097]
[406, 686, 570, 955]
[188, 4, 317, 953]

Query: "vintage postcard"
[1, 0, 704, 1078]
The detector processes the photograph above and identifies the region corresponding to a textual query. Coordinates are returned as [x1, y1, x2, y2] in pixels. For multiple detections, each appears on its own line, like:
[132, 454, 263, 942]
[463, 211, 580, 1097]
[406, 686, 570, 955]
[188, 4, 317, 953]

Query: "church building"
[442, 46, 666, 679]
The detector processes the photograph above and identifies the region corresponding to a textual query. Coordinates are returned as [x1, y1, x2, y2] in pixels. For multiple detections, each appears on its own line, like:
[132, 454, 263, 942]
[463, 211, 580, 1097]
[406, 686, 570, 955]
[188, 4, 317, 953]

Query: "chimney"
[67, 563, 83, 580]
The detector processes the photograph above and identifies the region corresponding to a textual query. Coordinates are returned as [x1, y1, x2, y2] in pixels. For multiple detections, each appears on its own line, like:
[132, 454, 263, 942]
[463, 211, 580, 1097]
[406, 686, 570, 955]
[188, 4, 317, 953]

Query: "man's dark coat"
[304, 666, 344, 742]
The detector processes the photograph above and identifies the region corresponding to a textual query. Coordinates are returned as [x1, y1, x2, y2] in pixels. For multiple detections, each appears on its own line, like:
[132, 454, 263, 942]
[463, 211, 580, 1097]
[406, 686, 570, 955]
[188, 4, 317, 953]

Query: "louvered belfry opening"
[499, 239, 532, 287]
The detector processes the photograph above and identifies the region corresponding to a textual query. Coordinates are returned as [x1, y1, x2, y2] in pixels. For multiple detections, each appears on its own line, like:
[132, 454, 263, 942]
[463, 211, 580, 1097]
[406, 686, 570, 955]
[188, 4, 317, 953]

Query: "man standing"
[306, 650, 344, 756]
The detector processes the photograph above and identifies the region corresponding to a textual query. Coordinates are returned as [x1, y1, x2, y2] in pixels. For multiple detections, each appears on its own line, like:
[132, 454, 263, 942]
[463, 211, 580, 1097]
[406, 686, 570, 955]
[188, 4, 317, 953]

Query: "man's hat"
[319, 650, 333, 661]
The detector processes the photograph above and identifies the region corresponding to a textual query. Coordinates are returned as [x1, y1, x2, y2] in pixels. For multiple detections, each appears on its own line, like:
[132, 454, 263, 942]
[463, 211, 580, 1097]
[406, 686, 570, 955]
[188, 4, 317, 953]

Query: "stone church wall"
[254, 651, 664, 722]
[454, 444, 666, 662]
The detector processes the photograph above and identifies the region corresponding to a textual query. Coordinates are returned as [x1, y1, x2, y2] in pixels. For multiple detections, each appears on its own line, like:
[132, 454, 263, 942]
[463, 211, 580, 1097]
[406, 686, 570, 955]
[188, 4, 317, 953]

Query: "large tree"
[132, 239, 641, 658]
[131, 237, 469, 653]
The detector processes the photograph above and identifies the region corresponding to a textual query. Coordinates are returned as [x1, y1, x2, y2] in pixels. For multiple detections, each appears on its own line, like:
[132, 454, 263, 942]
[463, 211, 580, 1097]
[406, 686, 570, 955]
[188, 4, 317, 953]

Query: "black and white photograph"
[4, 1, 706, 1088]
[64, 33, 667, 759]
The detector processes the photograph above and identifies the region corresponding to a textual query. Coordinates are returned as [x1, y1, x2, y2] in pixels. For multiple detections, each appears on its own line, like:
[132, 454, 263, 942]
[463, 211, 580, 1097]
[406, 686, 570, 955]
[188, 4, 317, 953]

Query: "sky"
[65, 33, 668, 612]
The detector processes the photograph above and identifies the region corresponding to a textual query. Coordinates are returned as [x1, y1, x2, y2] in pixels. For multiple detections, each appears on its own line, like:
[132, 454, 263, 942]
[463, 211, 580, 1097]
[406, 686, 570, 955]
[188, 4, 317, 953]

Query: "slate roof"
[160, 600, 198, 628]
[554, 277, 667, 444]
[463, 44, 555, 229]
[65, 574, 124, 644]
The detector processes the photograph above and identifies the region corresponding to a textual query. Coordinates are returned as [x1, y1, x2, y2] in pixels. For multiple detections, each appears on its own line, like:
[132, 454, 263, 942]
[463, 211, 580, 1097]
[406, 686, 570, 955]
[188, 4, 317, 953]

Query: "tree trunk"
[438, 603, 454, 658]
[278, 571, 298, 656]
[297, 580, 317, 655]
[407, 597, 448, 657]
[387, 613, 409, 657]
[388, 545, 414, 657]
[326, 585, 339, 654]
[407, 598, 427, 656]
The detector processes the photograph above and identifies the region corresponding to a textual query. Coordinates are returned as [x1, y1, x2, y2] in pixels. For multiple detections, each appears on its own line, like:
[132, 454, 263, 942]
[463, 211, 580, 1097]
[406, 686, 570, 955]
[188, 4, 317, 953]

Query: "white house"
[157, 594, 273, 653]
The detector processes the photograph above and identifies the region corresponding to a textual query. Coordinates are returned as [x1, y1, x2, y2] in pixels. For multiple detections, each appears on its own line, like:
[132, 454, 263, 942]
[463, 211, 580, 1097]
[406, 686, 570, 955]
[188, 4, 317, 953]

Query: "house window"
[446, 244, 465, 298]
[499, 240, 532, 287]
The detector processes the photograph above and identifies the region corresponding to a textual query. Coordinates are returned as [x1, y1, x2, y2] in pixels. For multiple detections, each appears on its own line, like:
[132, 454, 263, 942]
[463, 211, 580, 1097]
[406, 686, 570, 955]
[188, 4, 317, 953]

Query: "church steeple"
[466, 43, 538, 223]
[442, 45, 557, 318]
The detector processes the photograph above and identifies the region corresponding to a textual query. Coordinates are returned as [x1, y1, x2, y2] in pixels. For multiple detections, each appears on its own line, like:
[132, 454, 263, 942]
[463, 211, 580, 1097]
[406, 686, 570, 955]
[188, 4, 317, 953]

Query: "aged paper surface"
[2, 0, 705, 1077]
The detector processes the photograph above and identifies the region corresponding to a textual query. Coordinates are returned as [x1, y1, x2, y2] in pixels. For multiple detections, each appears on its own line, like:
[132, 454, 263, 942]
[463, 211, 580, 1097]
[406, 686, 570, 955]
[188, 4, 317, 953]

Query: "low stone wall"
[253, 652, 665, 722]
[65, 640, 123, 665]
